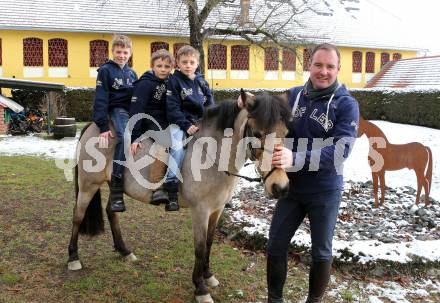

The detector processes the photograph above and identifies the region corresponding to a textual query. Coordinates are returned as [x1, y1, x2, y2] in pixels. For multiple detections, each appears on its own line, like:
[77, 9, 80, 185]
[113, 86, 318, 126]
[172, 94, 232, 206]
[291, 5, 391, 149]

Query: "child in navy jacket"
[165, 45, 214, 211]
[92, 34, 137, 212]
[129, 49, 174, 207]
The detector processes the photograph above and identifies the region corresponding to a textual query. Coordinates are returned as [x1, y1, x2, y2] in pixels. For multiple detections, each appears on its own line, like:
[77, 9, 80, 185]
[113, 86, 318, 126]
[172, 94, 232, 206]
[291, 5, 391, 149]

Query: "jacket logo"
[293, 106, 306, 118]
[112, 78, 123, 89]
[96, 80, 102, 87]
[131, 96, 138, 103]
[310, 109, 333, 130]
[154, 84, 166, 101]
[180, 88, 193, 100]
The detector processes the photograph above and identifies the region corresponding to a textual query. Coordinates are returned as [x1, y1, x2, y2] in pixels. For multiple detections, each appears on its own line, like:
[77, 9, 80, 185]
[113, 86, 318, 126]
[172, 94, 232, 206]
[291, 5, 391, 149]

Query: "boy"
[92, 34, 138, 212]
[130, 49, 174, 206]
[164, 45, 214, 211]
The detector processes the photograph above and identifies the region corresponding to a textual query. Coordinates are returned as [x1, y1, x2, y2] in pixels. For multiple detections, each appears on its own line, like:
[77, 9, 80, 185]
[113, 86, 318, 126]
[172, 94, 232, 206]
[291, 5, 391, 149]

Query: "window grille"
[48, 38, 68, 67]
[265, 47, 279, 71]
[231, 45, 249, 70]
[23, 37, 43, 66]
[90, 40, 108, 67]
[366, 52, 375, 73]
[208, 44, 227, 69]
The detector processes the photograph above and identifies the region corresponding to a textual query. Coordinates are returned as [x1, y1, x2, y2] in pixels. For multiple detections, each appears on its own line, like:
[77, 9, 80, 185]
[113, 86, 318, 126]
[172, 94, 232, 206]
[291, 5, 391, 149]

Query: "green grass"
[1, 156, 437, 303]
[0, 156, 311, 302]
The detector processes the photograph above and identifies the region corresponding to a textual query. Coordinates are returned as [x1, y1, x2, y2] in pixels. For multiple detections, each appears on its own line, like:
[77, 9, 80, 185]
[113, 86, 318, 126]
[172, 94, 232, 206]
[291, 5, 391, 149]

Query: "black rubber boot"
[164, 181, 179, 212]
[150, 188, 169, 206]
[109, 175, 126, 212]
[305, 260, 332, 303]
[267, 255, 287, 303]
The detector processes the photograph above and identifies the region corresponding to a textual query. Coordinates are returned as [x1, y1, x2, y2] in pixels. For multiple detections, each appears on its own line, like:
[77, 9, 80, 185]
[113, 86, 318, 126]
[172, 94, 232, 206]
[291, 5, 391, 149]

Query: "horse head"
[238, 89, 292, 199]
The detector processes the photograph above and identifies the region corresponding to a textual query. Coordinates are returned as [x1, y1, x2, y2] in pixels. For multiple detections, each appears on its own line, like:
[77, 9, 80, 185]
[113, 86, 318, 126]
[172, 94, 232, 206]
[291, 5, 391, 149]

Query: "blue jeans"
[165, 125, 186, 183]
[267, 190, 341, 261]
[110, 107, 129, 178]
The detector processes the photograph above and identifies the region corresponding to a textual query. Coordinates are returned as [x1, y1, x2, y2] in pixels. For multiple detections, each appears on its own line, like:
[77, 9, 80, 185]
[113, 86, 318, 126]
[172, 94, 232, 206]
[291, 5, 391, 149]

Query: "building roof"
[0, 78, 65, 91]
[0, 0, 425, 51]
[365, 56, 440, 89]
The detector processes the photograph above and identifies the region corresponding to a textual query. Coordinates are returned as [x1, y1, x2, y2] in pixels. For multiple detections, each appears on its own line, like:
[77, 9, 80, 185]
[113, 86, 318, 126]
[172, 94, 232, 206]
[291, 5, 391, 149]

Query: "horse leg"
[203, 209, 223, 288]
[415, 171, 424, 206]
[191, 208, 213, 303]
[372, 172, 379, 208]
[423, 178, 430, 206]
[105, 197, 137, 261]
[68, 187, 100, 271]
[379, 172, 386, 206]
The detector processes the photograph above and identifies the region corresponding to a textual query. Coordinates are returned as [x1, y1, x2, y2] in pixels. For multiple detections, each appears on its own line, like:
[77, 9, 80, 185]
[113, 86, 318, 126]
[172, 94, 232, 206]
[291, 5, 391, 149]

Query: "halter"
[223, 120, 278, 184]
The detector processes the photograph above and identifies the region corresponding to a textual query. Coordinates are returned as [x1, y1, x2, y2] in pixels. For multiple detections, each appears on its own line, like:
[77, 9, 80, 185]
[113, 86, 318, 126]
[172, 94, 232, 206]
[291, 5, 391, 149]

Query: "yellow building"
[0, 0, 423, 91]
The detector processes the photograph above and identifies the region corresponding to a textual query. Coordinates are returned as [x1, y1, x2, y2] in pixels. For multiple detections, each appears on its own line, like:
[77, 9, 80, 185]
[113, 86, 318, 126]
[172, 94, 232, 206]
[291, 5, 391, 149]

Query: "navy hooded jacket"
[92, 60, 137, 133]
[166, 70, 214, 132]
[286, 84, 359, 194]
[130, 71, 168, 142]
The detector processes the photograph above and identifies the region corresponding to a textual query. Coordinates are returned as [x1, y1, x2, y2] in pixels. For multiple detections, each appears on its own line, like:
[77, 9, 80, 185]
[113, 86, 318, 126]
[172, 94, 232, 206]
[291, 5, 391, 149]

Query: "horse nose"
[272, 183, 289, 199]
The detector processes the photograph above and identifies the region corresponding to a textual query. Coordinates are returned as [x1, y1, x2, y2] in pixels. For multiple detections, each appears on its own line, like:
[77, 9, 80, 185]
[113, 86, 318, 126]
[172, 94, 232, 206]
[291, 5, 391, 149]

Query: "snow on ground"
[0, 133, 78, 159]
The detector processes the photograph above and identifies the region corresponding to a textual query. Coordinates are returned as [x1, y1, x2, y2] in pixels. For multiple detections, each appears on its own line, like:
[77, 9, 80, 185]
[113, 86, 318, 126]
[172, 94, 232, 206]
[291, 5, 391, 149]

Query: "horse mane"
[248, 93, 291, 130]
[202, 99, 242, 130]
[202, 93, 291, 131]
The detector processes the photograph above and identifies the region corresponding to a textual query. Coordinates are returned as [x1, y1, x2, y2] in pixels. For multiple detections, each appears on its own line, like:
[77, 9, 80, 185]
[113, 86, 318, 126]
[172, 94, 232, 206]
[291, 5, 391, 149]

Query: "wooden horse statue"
[357, 117, 432, 208]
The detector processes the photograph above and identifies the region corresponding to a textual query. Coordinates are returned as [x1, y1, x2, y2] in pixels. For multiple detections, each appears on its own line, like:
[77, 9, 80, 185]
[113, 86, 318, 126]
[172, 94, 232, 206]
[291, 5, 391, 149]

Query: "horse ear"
[238, 88, 256, 109]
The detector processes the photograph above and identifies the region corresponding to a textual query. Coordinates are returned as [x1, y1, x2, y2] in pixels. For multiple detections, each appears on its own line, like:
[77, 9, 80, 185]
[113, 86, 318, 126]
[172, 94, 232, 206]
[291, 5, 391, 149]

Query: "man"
[268, 43, 359, 303]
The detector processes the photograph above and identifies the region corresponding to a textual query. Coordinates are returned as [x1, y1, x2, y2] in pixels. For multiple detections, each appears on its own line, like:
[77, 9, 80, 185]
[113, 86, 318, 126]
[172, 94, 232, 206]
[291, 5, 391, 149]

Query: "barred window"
[381, 52, 390, 68]
[265, 47, 279, 71]
[151, 41, 169, 55]
[48, 38, 68, 67]
[282, 49, 296, 71]
[173, 43, 187, 56]
[392, 53, 402, 61]
[352, 51, 362, 73]
[208, 44, 227, 69]
[366, 52, 375, 73]
[231, 45, 249, 70]
[303, 49, 311, 71]
[90, 40, 108, 67]
[0, 38, 2, 66]
[23, 37, 43, 66]
[173, 43, 188, 67]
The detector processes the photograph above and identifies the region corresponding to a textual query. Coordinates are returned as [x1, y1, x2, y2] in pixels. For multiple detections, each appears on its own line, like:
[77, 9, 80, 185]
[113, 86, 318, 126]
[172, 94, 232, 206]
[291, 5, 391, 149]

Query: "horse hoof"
[205, 275, 219, 287]
[68, 260, 82, 271]
[125, 253, 138, 262]
[195, 294, 214, 303]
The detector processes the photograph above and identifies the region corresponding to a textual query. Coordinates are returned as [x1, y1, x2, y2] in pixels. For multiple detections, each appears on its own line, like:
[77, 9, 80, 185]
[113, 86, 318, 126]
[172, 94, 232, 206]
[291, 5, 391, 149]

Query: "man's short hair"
[112, 34, 132, 50]
[311, 43, 340, 64]
[151, 49, 175, 66]
[176, 45, 200, 61]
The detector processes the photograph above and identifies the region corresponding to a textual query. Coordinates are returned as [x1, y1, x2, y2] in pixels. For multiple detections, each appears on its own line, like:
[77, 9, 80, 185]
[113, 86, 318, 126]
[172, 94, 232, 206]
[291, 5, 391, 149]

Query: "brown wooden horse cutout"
[357, 117, 432, 208]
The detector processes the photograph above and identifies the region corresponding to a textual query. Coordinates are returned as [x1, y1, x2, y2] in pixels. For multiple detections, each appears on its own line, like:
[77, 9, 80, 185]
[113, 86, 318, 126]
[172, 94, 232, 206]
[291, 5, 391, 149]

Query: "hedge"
[8, 87, 440, 129]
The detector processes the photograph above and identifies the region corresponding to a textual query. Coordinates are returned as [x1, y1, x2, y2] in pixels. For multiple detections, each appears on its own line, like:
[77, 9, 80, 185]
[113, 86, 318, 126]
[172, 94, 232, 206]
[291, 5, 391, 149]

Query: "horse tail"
[78, 188, 104, 236]
[75, 122, 104, 236]
[425, 146, 433, 195]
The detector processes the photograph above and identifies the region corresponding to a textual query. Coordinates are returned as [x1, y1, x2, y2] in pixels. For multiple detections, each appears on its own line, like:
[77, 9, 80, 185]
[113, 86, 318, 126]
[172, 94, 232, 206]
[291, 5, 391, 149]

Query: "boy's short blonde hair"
[151, 49, 175, 66]
[176, 45, 200, 61]
[112, 34, 132, 50]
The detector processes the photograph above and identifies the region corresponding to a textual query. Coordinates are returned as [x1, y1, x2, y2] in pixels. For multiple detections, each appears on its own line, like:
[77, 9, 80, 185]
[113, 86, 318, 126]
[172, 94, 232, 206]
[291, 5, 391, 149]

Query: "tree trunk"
[186, 0, 207, 75]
